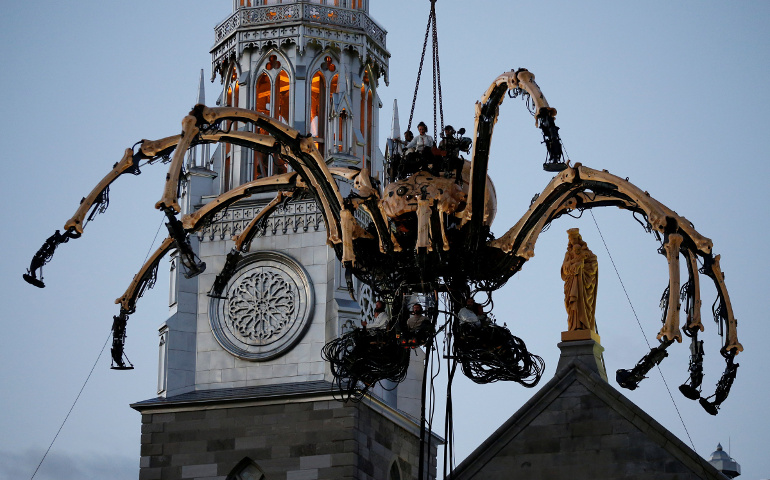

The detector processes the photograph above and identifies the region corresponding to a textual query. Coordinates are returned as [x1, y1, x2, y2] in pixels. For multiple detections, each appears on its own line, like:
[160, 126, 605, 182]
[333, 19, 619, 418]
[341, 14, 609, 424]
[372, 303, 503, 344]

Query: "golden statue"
[561, 228, 599, 341]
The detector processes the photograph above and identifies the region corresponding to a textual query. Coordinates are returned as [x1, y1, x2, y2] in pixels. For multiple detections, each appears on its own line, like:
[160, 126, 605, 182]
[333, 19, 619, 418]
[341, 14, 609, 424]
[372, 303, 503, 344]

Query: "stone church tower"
[132, 2, 434, 479]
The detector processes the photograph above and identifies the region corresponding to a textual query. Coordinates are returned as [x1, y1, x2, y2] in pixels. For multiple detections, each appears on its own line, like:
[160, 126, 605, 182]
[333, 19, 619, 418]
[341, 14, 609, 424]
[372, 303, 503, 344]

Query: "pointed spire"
[189, 69, 208, 168]
[391, 99, 401, 140]
[196, 69, 206, 106]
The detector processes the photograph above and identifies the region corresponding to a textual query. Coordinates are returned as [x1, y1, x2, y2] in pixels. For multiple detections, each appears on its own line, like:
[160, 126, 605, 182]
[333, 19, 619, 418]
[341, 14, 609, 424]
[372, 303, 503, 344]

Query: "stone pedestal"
[556, 338, 608, 382]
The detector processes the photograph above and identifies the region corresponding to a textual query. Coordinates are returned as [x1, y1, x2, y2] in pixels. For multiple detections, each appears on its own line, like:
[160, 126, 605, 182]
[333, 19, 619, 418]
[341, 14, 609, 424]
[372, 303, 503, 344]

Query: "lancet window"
[252, 64, 290, 178]
[311, 55, 342, 154]
[310, 71, 326, 146]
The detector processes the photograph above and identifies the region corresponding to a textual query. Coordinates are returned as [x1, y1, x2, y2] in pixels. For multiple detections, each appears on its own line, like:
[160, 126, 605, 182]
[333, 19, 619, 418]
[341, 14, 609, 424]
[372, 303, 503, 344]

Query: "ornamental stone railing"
[198, 199, 326, 242]
[214, 2, 386, 50]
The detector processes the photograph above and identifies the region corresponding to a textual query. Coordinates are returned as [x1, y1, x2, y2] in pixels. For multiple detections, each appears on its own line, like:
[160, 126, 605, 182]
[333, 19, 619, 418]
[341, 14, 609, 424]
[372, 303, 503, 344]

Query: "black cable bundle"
[454, 322, 545, 387]
[321, 328, 411, 401]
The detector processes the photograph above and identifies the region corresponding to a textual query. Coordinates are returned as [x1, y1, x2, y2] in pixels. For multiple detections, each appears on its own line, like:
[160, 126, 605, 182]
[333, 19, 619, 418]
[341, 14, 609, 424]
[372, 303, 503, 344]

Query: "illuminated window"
[254, 73, 271, 179]
[360, 84, 366, 147]
[253, 67, 289, 178]
[366, 89, 373, 167]
[274, 70, 290, 124]
[255, 73, 271, 117]
[223, 68, 240, 191]
[272, 70, 290, 175]
[310, 71, 326, 139]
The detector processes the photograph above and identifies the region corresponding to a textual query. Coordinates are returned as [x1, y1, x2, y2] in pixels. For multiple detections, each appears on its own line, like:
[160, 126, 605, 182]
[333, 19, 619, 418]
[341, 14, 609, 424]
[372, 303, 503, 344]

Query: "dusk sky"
[1, 1, 768, 479]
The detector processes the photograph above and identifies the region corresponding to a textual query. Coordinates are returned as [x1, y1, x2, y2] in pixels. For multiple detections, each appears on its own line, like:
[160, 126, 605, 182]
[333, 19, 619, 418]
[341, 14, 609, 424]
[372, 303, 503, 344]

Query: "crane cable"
[408, 0, 444, 139]
[30, 216, 166, 478]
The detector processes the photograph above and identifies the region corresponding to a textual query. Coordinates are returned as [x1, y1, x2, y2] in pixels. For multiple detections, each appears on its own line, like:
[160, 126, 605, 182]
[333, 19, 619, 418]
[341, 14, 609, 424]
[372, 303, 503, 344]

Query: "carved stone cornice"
[211, 3, 389, 83]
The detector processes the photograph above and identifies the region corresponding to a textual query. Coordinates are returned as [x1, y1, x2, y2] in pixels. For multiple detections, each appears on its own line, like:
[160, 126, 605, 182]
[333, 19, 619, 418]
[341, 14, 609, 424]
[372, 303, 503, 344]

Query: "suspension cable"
[408, 0, 443, 138]
[431, 1, 444, 138]
[589, 210, 695, 451]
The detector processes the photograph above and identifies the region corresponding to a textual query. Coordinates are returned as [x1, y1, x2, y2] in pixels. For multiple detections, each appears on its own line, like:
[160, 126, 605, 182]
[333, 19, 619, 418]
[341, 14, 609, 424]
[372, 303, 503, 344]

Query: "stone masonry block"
[164, 440, 209, 455]
[287, 469, 319, 480]
[330, 452, 357, 466]
[287, 234, 302, 248]
[138, 467, 162, 480]
[181, 463, 218, 478]
[272, 445, 291, 459]
[142, 422, 164, 434]
[149, 455, 171, 468]
[234, 436, 267, 450]
[196, 332, 222, 352]
[301, 246, 315, 265]
[168, 331, 196, 354]
[318, 465, 357, 479]
[300, 454, 331, 469]
[272, 363, 299, 378]
[152, 413, 176, 424]
[140, 443, 163, 457]
[313, 245, 329, 265]
[206, 439, 235, 452]
[222, 367, 248, 382]
[207, 351, 236, 370]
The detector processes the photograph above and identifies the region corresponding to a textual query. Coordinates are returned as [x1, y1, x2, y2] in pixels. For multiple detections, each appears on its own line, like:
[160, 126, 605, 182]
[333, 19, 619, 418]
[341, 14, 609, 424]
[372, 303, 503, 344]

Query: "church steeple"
[211, 0, 389, 190]
[137, 5, 432, 478]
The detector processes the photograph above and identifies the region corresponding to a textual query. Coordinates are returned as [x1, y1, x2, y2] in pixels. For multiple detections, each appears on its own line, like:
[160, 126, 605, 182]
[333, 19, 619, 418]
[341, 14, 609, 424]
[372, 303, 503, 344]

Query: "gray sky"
[1, 1, 768, 479]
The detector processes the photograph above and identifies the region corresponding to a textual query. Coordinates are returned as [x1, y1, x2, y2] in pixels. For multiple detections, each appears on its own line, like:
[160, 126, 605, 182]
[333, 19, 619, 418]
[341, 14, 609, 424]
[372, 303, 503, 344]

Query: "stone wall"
[451, 342, 727, 480]
[464, 381, 716, 480]
[138, 397, 436, 480]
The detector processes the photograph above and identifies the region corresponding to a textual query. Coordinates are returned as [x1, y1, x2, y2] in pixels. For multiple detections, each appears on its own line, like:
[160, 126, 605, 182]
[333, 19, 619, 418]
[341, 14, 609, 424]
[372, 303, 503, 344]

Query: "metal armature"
[25, 70, 742, 413]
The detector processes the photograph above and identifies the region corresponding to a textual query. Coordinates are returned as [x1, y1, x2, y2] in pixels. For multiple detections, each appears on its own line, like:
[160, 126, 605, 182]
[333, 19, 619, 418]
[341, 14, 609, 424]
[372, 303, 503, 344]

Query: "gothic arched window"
[255, 73, 271, 117]
[253, 67, 290, 178]
[310, 71, 326, 141]
[227, 458, 265, 480]
[389, 460, 402, 480]
[272, 70, 290, 174]
[274, 70, 290, 124]
[366, 88, 373, 166]
[253, 73, 272, 179]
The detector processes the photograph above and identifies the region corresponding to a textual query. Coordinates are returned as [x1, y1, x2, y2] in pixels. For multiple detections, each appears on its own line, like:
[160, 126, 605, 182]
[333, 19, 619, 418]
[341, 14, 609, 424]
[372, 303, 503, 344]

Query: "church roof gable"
[451, 354, 727, 480]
